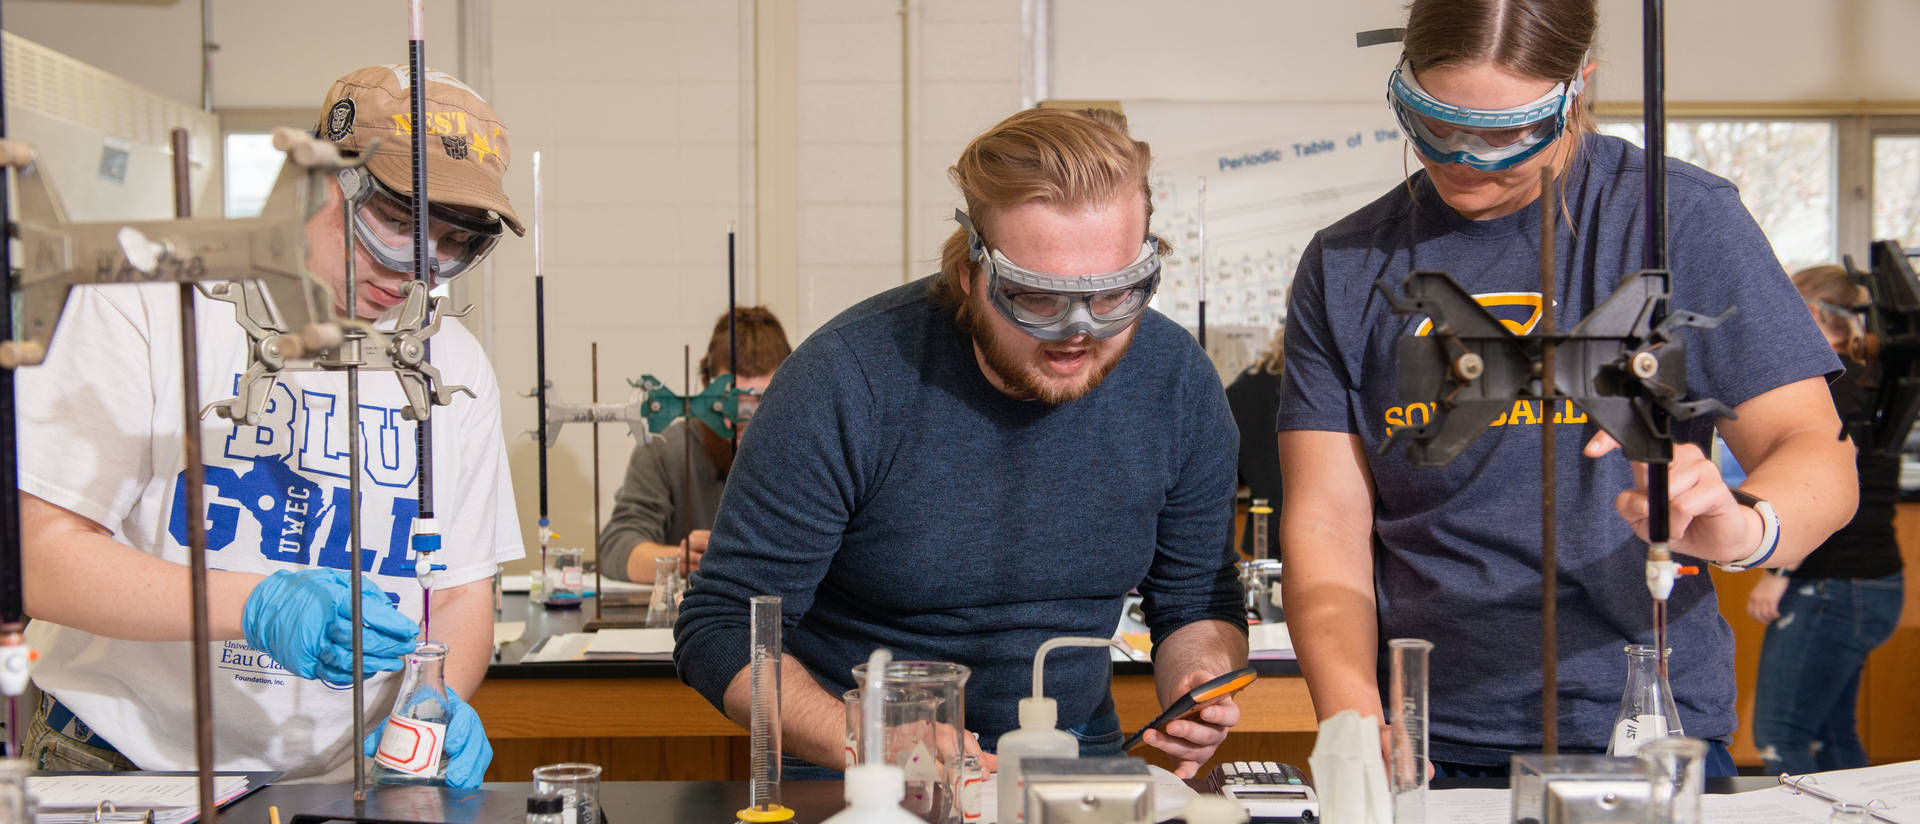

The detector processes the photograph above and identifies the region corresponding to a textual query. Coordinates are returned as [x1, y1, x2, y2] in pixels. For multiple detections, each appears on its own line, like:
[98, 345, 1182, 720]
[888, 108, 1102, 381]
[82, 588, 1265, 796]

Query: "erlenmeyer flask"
[1606, 644, 1683, 757]
[371, 641, 451, 785]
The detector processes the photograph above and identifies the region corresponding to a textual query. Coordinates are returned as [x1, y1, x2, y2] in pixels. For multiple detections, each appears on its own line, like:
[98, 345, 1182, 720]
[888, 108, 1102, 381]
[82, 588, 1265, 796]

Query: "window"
[1873, 134, 1920, 250]
[1598, 120, 1836, 273]
[223, 132, 286, 218]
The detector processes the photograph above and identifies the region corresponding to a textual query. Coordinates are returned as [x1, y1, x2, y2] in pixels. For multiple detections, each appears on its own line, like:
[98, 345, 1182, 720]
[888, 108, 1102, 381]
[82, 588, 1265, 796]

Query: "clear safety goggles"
[956, 209, 1162, 342]
[1388, 57, 1585, 172]
[336, 166, 503, 280]
[733, 389, 762, 428]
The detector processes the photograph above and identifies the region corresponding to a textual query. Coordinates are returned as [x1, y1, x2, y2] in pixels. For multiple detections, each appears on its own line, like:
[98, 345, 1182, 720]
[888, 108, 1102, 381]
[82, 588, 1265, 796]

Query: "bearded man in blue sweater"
[675, 107, 1248, 780]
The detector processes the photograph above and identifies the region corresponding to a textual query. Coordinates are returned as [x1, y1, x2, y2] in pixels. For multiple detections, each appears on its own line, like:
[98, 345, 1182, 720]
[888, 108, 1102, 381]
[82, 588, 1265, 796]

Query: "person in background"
[676, 107, 1247, 779]
[1747, 264, 1905, 776]
[1278, 0, 1854, 777]
[597, 307, 790, 581]
[1226, 327, 1285, 556]
[16, 65, 523, 786]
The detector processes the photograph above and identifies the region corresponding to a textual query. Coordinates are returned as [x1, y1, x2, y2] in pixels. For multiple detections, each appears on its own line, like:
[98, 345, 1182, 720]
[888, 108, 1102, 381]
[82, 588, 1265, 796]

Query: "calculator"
[1209, 760, 1319, 821]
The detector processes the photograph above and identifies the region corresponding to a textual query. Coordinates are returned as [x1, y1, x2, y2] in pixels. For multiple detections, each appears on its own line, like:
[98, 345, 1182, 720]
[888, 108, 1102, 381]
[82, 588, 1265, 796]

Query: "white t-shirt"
[16, 283, 524, 783]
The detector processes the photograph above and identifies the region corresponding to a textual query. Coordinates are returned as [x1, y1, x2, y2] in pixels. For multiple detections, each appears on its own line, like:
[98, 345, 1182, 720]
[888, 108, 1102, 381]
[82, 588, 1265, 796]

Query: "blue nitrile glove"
[241, 569, 419, 684]
[363, 686, 492, 789]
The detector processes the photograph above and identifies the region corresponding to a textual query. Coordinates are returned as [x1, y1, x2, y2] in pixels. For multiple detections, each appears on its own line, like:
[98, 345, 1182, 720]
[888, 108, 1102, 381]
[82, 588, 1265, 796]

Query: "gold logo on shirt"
[1388, 290, 1585, 437]
[1412, 291, 1543, 337]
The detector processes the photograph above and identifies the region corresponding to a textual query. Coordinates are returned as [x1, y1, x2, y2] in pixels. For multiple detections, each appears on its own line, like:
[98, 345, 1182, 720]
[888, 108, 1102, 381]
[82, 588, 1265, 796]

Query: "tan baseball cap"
[314, 64, 524, 236]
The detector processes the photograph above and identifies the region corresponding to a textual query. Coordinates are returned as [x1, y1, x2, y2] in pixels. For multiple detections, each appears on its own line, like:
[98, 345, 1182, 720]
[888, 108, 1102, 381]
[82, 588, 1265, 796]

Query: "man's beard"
[956, 290, 1131, 404]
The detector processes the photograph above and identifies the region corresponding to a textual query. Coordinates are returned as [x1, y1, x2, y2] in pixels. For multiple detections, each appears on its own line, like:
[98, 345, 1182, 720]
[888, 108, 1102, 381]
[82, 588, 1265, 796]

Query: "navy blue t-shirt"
[676, 277, 1244, 748]
[1278, 133, 1840, 764]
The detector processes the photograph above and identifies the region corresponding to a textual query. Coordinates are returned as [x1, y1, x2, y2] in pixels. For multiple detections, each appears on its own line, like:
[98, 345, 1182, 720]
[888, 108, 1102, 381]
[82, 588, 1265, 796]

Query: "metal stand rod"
[682, 346, 693, 576]
[591, 342, 602, 606]
[1642, 0, 1675, 679]
[0, 0, 28, 755]
[1538, 165, 1559, 755]
[171, 127, 218, 824]
[727, 225, 738, 456]
[344, 159, 369, 804]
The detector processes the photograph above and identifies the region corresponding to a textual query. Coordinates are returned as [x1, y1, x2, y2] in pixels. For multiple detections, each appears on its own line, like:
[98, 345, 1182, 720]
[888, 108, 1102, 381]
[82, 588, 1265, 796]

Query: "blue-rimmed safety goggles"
[956, 209, 1162, 342]
[1388, 58, 1585, 172]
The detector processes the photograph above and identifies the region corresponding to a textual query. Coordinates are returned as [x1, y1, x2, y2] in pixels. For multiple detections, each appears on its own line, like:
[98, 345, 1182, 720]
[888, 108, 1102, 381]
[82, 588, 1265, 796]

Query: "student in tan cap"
[14, 64, 524, 787]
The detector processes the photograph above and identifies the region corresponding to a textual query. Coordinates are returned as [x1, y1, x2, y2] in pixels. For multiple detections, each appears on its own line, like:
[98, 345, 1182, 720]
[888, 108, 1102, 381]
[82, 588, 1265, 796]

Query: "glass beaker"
[1608, 645, 1683, 757]
[1388, 638, 1433, 824]
[1238, 559, 1283, 623]
[1, 757, 34, 824]
[533, 762, 603, 824]
[845, 684, 943, 815]
[644, 556, 681, 628]
[850, 660, 971, 824]
[1640, 736, 1706, 824]
[371, 641, 452, 785]
[543, 547, 585, 606]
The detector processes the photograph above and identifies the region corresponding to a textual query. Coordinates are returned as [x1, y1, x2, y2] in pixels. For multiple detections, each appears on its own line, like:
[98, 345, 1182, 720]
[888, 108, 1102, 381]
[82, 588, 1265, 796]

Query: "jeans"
[23, 689, 139, 773]
[1752, 573, 1904, 776]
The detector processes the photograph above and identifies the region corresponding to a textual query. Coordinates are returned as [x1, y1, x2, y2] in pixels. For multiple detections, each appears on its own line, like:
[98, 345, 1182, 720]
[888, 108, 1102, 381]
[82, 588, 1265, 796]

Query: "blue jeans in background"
[1751, 573, 1904, 776]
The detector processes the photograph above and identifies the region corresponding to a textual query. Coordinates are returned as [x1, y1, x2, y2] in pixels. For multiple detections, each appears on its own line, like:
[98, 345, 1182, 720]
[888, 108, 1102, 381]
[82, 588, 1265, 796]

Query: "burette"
[404, 0, 446, 636]
[534, 150, 552, 595]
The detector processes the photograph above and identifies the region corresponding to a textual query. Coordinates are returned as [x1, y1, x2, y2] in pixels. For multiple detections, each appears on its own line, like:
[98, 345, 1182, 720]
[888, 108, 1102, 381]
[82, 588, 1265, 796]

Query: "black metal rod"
[728, 228, 738, 454]
[536, 276, 548, 521]
[1643, 0, 1675, 679]
[0, 0, 27, 759]
[172, 127, 218, 824]
[1539, 165, 1559, 756]
[591, 343, 602, 619]
[682, 346, 693, 576]
[1642, 0, 1668, 275]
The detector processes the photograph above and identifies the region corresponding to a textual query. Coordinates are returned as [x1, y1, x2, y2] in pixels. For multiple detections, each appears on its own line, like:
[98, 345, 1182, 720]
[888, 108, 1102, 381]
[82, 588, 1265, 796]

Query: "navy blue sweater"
[674, 277, 1243, 747]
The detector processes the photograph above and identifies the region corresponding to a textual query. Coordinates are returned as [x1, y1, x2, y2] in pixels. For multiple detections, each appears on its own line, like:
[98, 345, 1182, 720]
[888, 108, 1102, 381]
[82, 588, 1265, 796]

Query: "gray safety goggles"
[956, 209, 1161, 342]
[336, 166, 503, 280]
[1388, 55, 1585, 172]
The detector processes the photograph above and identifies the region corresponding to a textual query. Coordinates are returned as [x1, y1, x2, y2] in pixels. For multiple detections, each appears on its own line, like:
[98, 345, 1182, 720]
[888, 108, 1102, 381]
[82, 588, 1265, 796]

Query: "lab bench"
[470, 594, 1315, 782]
[214, 776, 1781, 824]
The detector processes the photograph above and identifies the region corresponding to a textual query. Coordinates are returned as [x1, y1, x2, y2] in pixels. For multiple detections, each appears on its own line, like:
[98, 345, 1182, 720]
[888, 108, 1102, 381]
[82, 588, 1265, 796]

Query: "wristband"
[1716, 489, 1779, 572]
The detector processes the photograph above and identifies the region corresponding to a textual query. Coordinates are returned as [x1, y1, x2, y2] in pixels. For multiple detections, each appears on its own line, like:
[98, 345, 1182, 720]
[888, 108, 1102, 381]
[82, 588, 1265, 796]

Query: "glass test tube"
[746, 595, 784, 816]
[1389, 638, 1433, 824]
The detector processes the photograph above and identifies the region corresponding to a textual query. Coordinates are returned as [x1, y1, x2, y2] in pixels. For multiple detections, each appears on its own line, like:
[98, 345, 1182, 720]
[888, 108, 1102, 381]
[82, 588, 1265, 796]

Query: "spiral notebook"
[26, 773, 271, 824]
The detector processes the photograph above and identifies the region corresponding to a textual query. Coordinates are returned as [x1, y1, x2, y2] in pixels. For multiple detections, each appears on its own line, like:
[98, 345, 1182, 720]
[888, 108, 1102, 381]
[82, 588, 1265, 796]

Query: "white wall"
[6, 0, 1024, 566]
[480, 0, 1019, 563]
[8, 0, 465, 111]
[1046, 0, 1920, 105]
